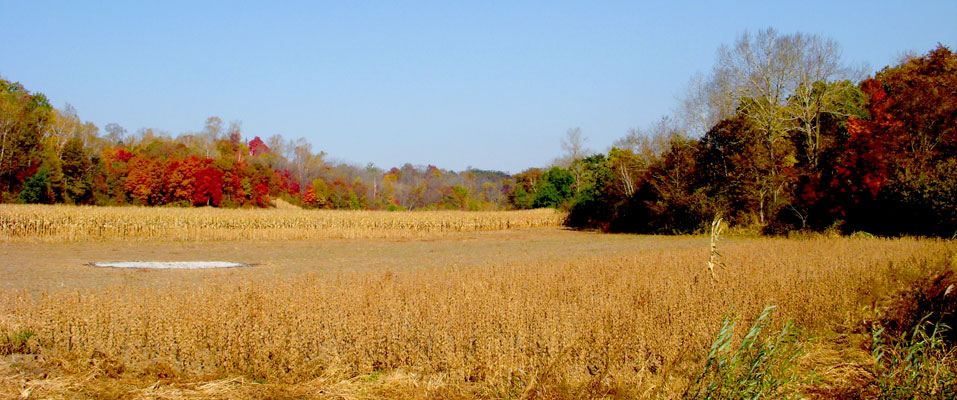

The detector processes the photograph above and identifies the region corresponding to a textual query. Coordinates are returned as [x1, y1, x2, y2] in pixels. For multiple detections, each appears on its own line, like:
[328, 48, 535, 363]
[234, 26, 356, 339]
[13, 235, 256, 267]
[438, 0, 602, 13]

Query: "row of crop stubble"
[0, 204, 565, 241]
[1, 235, 954, 397]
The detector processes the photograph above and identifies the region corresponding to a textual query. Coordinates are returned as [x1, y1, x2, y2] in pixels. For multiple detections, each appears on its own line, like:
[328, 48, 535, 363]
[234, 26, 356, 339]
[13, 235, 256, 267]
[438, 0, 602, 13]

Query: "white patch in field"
[90, 261, 250, 269]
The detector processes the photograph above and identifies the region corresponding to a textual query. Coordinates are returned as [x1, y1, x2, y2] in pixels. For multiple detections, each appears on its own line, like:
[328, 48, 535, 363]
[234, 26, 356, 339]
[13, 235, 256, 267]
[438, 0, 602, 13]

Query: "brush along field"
[0, 205, 955, 399]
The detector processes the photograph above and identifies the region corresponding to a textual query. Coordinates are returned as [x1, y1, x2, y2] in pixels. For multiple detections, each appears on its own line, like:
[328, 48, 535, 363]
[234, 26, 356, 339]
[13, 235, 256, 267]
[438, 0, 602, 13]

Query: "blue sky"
[2, 1, 955, 173]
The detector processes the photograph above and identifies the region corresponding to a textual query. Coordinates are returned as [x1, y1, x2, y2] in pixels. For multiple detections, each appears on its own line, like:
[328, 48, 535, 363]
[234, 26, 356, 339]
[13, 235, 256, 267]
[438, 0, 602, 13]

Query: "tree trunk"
[0, 129, 7, 171]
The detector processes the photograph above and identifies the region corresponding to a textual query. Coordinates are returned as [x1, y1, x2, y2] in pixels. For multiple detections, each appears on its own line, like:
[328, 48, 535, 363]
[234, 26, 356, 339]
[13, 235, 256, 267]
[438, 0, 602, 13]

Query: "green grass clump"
[869, 315, 957, 399]
[684, 305, 805, 400]
[0, 328, 36, 355]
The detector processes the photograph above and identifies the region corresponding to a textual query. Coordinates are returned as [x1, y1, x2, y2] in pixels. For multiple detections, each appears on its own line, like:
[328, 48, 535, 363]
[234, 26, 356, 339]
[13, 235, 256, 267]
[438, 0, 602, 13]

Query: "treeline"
[0, 91, 514, 210]
[2, 29, 954, 236]
[544, 38, 955, 236]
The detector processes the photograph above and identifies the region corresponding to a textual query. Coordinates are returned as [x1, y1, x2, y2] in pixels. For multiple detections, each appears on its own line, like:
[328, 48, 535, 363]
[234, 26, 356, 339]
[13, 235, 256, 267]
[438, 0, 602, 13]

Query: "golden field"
[0, 204, 565, 242]
[0, 205, 955, 399]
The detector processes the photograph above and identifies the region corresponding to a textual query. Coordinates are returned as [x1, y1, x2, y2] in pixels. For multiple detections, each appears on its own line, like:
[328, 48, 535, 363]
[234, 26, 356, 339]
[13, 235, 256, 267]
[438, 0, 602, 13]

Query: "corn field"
[0, 204, 564, 242]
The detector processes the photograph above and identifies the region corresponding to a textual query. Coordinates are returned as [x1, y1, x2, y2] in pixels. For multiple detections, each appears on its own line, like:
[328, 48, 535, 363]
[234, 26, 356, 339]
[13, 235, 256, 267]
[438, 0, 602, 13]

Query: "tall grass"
[869, 316, 957, 399]
[685, 306, 804, 399]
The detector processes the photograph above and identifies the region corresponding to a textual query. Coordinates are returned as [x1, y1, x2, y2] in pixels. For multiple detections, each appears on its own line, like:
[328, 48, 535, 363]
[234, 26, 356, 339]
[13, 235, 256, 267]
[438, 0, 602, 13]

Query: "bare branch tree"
[292, 138, 326, 193]
[560, 127, 587, 162]
[559, 127, 591, 192]
[684, 28, 856, 222]
[47, 104, 80, 158]
[104, 123, 127, 146]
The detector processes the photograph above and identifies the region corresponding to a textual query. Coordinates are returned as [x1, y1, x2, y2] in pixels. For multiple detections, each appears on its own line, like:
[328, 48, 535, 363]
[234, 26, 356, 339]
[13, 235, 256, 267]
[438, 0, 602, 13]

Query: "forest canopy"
[562, 38, 956, 237]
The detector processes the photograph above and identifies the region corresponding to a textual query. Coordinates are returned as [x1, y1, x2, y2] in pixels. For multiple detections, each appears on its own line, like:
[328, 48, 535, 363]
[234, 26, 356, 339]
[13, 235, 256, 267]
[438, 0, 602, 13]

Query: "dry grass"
[0, 204, 564, 242]
[1, 210, 954, 399]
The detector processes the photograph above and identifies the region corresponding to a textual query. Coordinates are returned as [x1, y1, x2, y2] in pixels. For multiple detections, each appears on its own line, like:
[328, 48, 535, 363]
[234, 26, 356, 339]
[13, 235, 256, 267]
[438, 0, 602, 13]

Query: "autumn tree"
[0, 79, 52, 196]
[304, 177, 332, 208]
[248, 136, 269, 156]
[163, 156, 205, 204]
[692, 28, 854, 223]
[124, 155, 164, 205]
[873, 46, 957, 165]
[824, 46, 957, 235]
[193, 164, 225, 206]
[216, 121, 247, 162]
[441, 185, 470, 210]
[645, 135, 709, 233]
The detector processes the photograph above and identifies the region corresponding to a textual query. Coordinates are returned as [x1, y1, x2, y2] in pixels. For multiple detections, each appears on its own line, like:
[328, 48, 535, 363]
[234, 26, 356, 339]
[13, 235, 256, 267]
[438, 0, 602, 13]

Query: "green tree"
[19, 165, 53, 204]
[565, 154, 617, 230]
[532, 167, 574, 208]
[509, 184, 533, 209]
[61, 136, 94, 204]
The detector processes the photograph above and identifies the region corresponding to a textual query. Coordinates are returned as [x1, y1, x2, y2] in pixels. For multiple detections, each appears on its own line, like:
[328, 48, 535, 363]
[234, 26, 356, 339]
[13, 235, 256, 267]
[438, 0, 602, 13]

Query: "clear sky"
[2, 1, 955, 173]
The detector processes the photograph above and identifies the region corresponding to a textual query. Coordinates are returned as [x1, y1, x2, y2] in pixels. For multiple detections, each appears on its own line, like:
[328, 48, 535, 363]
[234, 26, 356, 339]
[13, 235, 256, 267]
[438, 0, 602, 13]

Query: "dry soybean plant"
[1, 235, 954, 398]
